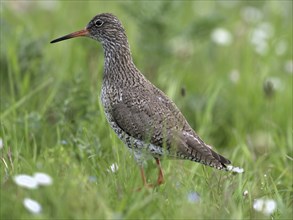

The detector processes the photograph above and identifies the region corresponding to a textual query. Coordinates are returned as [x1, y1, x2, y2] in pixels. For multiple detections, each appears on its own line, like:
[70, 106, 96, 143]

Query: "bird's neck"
[102, 40, 134, 71]
[102, 39, 141, 84]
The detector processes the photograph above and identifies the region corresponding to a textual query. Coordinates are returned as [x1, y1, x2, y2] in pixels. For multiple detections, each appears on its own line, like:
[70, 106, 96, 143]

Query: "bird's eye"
[94, 19, 104, 27]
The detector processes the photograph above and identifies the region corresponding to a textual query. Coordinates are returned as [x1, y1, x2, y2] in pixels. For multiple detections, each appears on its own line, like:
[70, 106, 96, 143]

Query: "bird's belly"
[120, 131, 167, 164]
[100, 86, 168, 163]
[103, 108, 167, 163]
[109, 116, 165, 153]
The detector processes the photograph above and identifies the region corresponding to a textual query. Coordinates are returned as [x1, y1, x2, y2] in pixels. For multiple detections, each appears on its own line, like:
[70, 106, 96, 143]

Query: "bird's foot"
[136, 159, 164, 191]
[136, 181, 164, 191]
[135, 183, 154, 191]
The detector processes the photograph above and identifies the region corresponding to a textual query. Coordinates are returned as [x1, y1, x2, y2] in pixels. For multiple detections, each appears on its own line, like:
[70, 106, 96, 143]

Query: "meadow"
[1, 1, 292, 219]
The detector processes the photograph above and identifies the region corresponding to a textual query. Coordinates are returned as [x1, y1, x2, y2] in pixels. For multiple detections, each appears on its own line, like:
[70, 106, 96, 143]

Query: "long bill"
[50, 29, 89, 43]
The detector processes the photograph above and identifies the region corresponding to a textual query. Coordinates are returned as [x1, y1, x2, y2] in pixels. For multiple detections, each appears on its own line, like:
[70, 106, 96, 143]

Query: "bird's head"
[51, 13, 126, 45]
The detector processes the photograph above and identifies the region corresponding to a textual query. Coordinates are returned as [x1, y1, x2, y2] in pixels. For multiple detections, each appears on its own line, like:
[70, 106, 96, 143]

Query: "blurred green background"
[1, 1, 292, 219]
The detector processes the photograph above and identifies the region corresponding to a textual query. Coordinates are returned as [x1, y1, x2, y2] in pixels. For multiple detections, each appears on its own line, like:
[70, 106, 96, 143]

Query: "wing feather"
[111, 86, 231, 169]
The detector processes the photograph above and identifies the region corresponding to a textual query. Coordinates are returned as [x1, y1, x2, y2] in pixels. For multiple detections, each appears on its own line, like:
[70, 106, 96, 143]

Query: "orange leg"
[138, 159, 164, 189]
[139, 167, 153, 188]
[140, 166, 148, 186]
[155, 158, 164, 185]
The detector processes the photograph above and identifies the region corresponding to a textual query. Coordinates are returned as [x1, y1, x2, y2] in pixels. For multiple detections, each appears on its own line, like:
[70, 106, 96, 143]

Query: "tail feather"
[174, 131, 231, 170]
[210, 149, 231, 167]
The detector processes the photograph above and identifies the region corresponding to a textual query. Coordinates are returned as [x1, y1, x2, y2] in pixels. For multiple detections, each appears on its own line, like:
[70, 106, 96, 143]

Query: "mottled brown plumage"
[51, 13, 231, 186]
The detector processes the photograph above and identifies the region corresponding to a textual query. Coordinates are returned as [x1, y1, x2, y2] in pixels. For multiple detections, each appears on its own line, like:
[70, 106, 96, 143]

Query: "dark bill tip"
[50, 29, 89, 44]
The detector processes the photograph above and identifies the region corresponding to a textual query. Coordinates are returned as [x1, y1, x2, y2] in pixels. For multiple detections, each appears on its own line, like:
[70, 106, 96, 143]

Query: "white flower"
[187, 191, 200, 203]
[243, 190, 249, 196]
[60, 140, 68, 145]
[211, 28, 233, 46]
[284, 60, 293, 74]
[227, 165, 244, 173]
[264, 200, 277, 215]
[253, 199, 264, 212]
[88, 176, 97, 183]
[14, 172, 53, 189]
[265, 77, 283, 91]
[108, 163, 119, 173]
[258, 23, 274, 38]
[255, 41, 268, 55]
[33, 172, 53, 186]
[229, 69, 240, 84]
[250, 22, 274, 55]
[13, 175, 38, 189]
[253, 198, 277, 216]
[23, 198, 42, 214]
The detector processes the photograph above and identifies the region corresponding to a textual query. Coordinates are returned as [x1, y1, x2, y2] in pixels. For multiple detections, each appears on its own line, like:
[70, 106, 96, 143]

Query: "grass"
[1, 1, 292, 219]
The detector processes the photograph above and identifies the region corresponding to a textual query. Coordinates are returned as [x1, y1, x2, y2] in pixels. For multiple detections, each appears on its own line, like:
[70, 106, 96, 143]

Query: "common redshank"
[51, 13, 231, 187]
